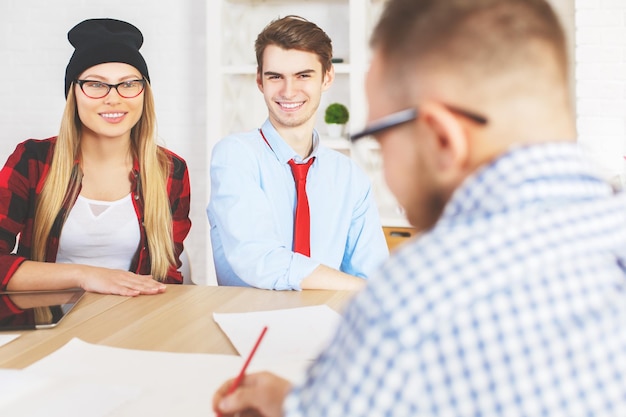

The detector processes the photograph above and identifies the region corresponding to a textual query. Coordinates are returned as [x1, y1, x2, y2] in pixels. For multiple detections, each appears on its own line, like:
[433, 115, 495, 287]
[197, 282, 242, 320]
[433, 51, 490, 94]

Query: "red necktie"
[288, 158, 315, 256]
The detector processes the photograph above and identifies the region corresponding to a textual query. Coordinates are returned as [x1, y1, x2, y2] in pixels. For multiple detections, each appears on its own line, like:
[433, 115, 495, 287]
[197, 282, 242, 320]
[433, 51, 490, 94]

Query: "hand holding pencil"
[212, 326, 293, 417]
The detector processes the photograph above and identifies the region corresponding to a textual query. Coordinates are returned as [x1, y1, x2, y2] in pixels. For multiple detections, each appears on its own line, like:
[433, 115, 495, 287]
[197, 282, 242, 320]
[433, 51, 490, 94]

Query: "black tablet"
[0, 288, 85, 330]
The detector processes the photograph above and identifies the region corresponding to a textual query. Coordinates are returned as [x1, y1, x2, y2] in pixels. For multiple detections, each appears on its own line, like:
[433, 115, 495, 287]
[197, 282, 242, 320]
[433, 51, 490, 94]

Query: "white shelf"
[332, 63, 351, 74]
[226, 0, 343, 4]
[320, 136, 351, 150]
[380, 216, 412, 228]
[352, 137, 379, 151]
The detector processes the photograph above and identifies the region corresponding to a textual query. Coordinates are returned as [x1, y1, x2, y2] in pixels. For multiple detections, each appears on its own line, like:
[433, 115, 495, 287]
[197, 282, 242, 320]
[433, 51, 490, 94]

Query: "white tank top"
[56, 194, 141, 270]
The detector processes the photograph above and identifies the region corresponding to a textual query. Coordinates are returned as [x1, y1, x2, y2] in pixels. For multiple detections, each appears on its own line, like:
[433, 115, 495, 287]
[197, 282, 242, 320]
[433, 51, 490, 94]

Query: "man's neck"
[272, 122, 315, 159]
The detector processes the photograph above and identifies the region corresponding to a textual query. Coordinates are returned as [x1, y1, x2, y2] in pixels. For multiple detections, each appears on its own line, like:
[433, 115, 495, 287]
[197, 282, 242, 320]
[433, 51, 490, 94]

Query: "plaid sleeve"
[163, 150, 191, 284]
[0, 139, 54, 290]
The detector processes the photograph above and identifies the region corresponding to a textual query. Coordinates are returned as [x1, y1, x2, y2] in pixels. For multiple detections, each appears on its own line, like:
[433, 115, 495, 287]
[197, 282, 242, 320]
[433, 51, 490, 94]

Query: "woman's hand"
[78, 266, 166, 296]
[212, 372, 292, 417]
[6, 261, 167, 296]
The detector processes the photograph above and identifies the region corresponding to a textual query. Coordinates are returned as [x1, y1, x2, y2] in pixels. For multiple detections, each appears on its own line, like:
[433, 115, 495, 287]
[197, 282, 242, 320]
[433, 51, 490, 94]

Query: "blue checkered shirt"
[284, 143, 626, 416]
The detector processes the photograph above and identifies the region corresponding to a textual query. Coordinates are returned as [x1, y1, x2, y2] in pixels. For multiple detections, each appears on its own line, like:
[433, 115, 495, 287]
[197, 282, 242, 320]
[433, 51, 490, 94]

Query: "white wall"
[0, 0, 210, 283]
[575, 0, 626, 183]
[0, 1, 624, 286]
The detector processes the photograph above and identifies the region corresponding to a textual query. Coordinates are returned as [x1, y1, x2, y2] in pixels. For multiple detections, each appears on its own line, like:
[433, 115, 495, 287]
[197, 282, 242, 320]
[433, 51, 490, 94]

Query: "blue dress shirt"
[207, 119, 389, 289]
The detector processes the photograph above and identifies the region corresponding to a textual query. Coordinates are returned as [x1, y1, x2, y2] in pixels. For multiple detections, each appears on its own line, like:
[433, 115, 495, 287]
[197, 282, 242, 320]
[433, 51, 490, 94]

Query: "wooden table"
[0, 285, 356, 369]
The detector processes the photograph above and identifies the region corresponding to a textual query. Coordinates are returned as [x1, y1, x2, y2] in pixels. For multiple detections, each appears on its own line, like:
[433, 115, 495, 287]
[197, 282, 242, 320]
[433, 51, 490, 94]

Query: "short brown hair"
[371, 0, 568, 88]
[255, 15, 333, 76]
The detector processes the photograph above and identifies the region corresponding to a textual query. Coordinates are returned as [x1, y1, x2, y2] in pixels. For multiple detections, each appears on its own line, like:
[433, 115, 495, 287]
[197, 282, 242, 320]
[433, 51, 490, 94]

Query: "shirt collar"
[260, 119, 319, 164]
[439, 142, 612, 225]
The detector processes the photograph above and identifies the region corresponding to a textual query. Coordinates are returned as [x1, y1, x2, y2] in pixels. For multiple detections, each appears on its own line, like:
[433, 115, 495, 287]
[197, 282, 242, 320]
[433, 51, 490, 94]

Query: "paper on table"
[25, 338, 310, 417]
[0, 368, 140, 417]
[213, 304, 342, 361]
[0, 334, 19, 348]
[0, 369, 51, 409]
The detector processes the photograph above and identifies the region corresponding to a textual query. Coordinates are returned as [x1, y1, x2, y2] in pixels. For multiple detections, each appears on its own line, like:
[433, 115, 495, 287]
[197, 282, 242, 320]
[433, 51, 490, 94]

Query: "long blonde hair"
[32, 82, 175, 281]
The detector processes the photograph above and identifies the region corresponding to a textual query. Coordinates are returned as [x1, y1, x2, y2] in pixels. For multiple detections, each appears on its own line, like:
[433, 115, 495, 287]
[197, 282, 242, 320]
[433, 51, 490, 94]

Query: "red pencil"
[229, 325, 268, 393]
[217, 326, 268, 416]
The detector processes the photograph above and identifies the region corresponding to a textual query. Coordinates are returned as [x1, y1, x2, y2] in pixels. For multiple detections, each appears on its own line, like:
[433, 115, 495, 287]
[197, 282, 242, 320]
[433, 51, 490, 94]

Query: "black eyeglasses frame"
[74, 79, 146, 99]
[350, 104, 488, 141]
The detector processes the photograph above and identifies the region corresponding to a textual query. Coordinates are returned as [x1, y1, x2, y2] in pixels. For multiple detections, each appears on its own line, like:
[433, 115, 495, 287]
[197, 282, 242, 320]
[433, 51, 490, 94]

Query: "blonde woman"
[0, 18, 191, 296]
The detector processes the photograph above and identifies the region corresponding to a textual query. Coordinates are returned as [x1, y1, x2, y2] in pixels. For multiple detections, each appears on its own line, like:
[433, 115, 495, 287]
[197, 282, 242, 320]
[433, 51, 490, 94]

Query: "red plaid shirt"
[0, 138, 191, 290]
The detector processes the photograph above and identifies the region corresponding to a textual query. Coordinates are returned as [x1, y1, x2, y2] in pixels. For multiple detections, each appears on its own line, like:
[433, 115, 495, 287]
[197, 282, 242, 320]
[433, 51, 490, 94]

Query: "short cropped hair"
[255, 15, 333, 76]
[371, 0, 568, 87]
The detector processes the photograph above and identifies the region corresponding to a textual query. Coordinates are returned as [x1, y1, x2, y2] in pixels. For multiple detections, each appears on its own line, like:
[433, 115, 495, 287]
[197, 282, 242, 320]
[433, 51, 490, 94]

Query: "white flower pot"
[326, 123, 346, 138]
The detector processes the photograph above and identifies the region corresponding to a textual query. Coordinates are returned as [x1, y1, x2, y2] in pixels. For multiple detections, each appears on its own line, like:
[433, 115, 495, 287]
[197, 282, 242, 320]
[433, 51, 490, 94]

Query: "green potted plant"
[324, 102, 350, 138]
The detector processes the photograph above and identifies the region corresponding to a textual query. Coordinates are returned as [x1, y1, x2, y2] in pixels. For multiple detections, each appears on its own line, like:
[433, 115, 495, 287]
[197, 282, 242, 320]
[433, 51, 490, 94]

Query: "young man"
[207, 16, 388, 290]
[213, 0, 626, 415]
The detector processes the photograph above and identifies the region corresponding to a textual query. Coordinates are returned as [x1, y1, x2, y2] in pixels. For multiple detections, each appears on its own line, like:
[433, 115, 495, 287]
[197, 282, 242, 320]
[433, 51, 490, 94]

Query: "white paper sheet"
[0, 368, 140, 417]
[0, 334, 19, 348]
[24, 338, 310, 417]
[213, 304, 342, 361]
[0, 369, 51, 409]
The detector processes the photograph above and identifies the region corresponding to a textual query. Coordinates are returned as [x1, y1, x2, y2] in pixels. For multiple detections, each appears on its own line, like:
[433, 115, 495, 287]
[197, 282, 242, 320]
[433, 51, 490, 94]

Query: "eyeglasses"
[75, 79, 146, 99]
[350, 104, 488, 141]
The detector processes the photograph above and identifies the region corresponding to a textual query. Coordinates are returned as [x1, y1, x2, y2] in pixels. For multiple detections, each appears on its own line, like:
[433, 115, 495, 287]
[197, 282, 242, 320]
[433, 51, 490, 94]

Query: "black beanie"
[64, 18, 150, 97]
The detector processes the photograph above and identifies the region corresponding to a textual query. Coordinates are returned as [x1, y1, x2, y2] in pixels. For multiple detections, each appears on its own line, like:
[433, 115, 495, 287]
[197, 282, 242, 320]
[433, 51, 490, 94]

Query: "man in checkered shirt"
[213, 0, 626, 415]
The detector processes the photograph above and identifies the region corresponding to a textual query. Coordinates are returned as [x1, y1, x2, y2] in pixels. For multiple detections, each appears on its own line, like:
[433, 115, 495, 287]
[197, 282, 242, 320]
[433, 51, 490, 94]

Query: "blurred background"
[0, 0, 623, 285]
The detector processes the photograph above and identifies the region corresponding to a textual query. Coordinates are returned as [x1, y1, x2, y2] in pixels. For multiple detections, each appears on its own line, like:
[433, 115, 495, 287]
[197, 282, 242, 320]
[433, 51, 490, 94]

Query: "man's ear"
[419, 101, 470, 180]
[256, 70, 264, 93]
[322, 65, 335, 92]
